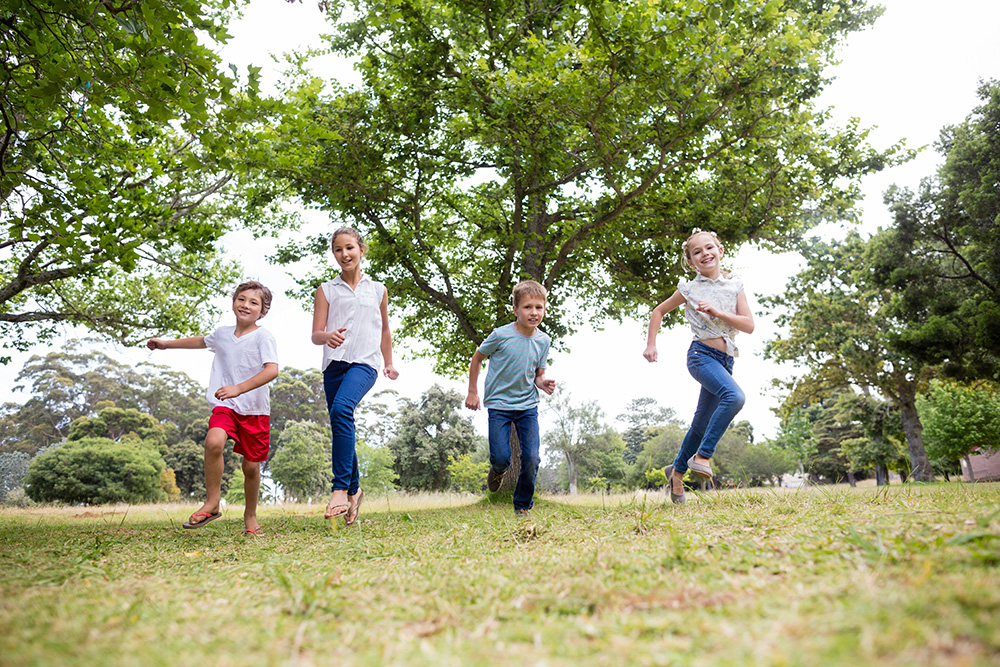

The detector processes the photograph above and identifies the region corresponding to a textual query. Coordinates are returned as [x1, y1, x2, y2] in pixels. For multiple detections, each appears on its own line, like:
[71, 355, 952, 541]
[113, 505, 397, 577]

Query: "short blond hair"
[511, 280, 547, 308]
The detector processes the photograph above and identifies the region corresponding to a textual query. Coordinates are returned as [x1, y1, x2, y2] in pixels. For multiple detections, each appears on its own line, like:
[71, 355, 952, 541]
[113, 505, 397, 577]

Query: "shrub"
[24, 437, 166, 504]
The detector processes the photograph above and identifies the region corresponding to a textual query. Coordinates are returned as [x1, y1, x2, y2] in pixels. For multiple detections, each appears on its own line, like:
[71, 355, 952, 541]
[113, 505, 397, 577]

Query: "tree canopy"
[261, 0, 902, 375]
[1, 0, 274, 359]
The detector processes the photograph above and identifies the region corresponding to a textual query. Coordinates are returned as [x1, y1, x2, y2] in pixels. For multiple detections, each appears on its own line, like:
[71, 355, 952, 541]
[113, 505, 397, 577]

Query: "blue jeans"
[673, 341, 745, 474]
[324, 360, 377, 493]
[487, 407, 541, 511]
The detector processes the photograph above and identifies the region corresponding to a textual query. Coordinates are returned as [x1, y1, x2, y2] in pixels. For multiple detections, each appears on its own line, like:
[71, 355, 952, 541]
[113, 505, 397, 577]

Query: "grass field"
[2, 483, 999, 666]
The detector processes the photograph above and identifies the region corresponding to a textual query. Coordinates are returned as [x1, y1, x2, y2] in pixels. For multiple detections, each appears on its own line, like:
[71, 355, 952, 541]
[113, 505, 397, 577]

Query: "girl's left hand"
[696, 301, 719, 317]
[383, 365, 399, 380]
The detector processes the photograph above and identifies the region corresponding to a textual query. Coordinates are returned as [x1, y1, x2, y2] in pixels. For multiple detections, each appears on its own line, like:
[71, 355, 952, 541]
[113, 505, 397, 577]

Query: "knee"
[329, 400, 355, 424]
[242, 461, 261, 481]
[726, 387, 746, 412]
[204, 432, 226, 456]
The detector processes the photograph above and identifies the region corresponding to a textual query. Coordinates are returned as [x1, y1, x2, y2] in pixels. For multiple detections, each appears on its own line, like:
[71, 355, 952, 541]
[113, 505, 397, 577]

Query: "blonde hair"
[233, 280, 273, 316]
[330, 227, 369, 253]
[511, 280, 548, 308]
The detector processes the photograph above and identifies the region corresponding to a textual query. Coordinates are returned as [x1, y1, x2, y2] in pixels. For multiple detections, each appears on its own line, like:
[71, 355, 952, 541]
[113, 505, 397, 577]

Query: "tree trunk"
[898, 392, 933, 481]
[847, 471, 856, 487]
[875, 464, 888, 486]
[965, 454, 976, 483]
[566, 453, 578, 494]
[498, 428, 522, 493]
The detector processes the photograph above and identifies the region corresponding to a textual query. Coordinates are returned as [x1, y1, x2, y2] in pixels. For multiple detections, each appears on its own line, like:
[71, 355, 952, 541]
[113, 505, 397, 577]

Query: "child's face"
[232, 289, 265, 325]
[332, 234, 364, 271]
[685, 233, 723, 276]
[513, 295, 546, 330]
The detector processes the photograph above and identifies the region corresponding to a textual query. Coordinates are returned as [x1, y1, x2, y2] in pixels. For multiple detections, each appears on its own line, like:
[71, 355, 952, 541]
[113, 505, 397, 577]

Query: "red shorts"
[208, 407, 270, 462]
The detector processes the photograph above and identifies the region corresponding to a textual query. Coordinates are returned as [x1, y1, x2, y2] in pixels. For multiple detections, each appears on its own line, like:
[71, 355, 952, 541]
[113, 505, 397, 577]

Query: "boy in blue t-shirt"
[465, 280, 556, 514]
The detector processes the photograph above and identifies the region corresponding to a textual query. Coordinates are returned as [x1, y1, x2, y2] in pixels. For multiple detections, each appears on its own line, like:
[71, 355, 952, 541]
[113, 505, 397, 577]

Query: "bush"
[447, 453, 489, 493]
[0, 451, 31, 501]
[24, 437, 167, 504]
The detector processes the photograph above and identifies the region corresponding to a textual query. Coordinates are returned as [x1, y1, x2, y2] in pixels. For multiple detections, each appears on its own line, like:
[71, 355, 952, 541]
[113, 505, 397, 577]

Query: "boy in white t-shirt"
[148, 281, 279, 535]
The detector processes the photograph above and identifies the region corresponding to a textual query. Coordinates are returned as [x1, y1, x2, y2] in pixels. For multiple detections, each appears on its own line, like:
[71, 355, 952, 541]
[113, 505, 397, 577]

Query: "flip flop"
[242, 527, 263, 536]
[345, 489, 365, 526]
[182, 511, 221, 529]
[324, 502, 349, 520]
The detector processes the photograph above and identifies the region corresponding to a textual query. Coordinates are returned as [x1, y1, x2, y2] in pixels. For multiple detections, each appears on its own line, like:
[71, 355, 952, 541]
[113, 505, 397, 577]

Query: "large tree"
[264, 0, 902, 374]
[763, 233, 934, 481]
[872, 80, 1000, 381]
[1, 0, 272, 358]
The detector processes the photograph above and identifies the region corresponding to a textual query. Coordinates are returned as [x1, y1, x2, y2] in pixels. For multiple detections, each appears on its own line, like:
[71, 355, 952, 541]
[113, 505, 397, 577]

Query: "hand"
[643, 345, 658, 363]
[383, 365, 399, 380]
[325, 328, 347, 348]
[215, 385, 242, 400]
[696, 301, 719, 318]
[146, 339, 166, 350]
[538, 378, 556, 395]
[465, 392, 480, 410]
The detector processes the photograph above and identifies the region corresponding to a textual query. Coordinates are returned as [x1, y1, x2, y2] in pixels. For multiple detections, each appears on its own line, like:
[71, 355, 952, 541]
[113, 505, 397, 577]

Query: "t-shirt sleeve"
[537, 336, 550, 370]
[677, 279, 690, 300]
[258, 330, 279, 366]
[478, 329, 501, 357]
[204, 327, 220, 351]
[733, 277, 744, 294]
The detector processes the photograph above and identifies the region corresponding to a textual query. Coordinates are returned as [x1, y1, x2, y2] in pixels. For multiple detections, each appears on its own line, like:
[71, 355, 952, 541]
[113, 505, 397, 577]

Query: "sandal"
[665, 465, 685, 505]
[243, 527, 263, 536]
[182, 511, 221, 529]
[345, 489, 365, 526]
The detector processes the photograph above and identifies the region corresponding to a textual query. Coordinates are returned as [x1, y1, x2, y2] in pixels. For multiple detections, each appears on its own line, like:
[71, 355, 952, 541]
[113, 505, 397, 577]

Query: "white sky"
[4, 0, 1000, 444]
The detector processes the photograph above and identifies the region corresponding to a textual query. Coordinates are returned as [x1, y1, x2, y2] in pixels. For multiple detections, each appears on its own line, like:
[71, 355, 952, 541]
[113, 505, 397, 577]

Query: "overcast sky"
[4, 0, 1000, 445]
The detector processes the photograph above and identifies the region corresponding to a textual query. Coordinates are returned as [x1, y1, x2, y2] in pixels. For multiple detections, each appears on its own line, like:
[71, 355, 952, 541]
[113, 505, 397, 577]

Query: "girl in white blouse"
[643, 229, 755, 504]
[312, 227, 399, 524]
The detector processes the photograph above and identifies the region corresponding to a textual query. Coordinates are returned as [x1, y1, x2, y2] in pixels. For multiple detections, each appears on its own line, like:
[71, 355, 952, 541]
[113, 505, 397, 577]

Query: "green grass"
[2, 483, 999, 666]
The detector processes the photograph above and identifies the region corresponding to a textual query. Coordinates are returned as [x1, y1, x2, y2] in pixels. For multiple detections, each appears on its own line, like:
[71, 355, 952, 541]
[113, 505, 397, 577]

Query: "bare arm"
[147, 336, 206, 350]
[643, 290, 686, 362]
[311, 286, 346, 348]
[465, 350, 487, 410]
[697, 290, 755, 334]
[379, 288, 398, 379]
[214, 363, 279, 401]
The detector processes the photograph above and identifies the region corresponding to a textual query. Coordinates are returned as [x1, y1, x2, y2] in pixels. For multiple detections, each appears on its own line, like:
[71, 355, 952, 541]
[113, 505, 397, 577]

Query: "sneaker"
[515, 508, 531, 517]
[487, 466, 506, 492]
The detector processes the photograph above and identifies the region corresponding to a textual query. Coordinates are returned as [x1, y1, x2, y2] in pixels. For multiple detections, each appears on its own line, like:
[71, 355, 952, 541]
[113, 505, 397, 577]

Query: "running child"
[465, 280, 556, 515]
[147, 280, 279, 533]
[312, 227, 398, 525]
[643, 229, 755, 503]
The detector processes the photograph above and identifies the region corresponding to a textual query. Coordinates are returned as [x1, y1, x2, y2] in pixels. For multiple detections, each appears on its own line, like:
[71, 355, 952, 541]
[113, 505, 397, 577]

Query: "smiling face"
[232, 288, 265, 326]
[513, 295, 547, 333]
[684, 232, 724, 278]
[332, 232, 365, 272]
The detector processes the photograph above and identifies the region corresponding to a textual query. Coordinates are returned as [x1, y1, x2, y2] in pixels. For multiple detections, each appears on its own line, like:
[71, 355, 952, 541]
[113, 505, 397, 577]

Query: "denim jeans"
[487, 407, 541, 511]
[673, 341, 745, 474]
[323, 360, 377, 493]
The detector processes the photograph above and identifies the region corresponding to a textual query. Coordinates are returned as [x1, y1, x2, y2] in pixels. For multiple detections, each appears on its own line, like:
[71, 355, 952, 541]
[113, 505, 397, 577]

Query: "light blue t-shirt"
[478, 322, 550, 410]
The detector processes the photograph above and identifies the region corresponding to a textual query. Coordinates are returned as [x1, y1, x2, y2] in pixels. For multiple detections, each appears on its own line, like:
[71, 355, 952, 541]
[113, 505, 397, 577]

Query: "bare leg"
[187, 428, 227, 525]
[242, 458, 261, 532]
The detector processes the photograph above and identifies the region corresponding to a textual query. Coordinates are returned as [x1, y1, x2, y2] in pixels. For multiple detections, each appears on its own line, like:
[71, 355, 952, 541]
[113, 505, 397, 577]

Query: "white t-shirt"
[320, 275, 386, 372]
[204, 325, 279, 415]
